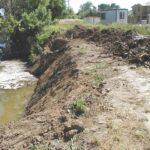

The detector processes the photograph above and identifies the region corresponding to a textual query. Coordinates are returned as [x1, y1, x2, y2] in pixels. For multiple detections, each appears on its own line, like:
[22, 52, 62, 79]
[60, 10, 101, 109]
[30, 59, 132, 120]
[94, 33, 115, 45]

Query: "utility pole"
[66, 0, 70, 10]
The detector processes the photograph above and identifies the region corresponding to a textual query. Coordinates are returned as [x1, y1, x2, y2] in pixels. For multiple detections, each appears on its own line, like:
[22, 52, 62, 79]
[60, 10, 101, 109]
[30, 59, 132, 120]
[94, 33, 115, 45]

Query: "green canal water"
[0, 86, 35, 124]
[0, 60, 37, 125]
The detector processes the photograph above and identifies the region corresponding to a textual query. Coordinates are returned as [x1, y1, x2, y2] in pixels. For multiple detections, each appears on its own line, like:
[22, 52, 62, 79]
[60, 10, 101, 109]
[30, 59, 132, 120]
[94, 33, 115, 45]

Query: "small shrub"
[73, 97, 87, 115]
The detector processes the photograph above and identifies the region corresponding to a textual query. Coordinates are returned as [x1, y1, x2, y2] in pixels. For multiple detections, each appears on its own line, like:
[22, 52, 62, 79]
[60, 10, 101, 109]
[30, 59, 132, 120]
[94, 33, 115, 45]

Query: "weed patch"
[73, 97, 87, 115]
[95, 23, 150, 35]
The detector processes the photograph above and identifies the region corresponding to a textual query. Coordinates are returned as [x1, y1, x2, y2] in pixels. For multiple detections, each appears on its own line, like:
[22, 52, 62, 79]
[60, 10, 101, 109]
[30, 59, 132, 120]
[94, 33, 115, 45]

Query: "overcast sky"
[70, 0, 149, 12]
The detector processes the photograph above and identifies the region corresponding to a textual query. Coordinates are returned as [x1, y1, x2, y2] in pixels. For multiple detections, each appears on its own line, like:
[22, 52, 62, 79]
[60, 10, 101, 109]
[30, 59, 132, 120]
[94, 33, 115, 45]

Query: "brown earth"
[66, 25, 150, 67]
[0, 27, 150, 149]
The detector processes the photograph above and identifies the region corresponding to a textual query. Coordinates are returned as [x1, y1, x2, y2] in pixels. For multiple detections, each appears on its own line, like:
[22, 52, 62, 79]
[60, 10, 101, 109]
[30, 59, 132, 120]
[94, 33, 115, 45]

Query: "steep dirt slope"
[0, 28, 150, 149]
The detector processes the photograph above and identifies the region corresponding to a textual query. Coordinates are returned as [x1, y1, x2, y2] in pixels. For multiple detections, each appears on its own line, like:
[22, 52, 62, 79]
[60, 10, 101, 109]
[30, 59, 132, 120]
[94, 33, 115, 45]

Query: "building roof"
[101, 8, 128, 12]
[84, 16, 100, 18]
[143, 1, 150, 6]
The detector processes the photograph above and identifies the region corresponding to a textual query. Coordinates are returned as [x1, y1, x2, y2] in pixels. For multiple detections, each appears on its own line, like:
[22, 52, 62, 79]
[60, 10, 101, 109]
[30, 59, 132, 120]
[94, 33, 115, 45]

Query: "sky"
[70, 0, 149, 12]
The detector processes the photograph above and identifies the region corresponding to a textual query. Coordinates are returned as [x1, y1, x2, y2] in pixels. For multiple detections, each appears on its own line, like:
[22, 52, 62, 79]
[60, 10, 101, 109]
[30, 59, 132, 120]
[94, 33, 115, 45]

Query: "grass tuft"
[73, 97, 87, 115]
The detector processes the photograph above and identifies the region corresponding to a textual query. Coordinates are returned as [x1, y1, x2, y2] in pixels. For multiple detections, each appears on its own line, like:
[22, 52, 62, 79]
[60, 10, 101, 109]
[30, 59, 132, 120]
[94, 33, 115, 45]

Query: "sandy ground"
[0, 38, 150, 150]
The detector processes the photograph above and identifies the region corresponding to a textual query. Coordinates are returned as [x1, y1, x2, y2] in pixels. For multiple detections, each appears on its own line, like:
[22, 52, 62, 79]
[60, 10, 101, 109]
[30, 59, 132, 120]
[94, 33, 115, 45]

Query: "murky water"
[0, 60, 37, 125]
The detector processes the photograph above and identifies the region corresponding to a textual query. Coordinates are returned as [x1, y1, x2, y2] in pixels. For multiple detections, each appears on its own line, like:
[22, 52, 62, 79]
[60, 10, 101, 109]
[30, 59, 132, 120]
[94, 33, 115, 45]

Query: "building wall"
[132, 4, 143, 23]
[132, 4, 150, 23]
[84, 16, 101, 24]
[116, 10, 128, 24]
[101, 9, 128, 24]
[101, 10, 117, 24]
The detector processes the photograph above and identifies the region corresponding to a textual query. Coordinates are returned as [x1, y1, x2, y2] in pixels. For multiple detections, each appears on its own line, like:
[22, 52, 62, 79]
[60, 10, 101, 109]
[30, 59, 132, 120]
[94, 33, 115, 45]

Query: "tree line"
[0, 0, 71, 61]
[78, 2, 120, 18]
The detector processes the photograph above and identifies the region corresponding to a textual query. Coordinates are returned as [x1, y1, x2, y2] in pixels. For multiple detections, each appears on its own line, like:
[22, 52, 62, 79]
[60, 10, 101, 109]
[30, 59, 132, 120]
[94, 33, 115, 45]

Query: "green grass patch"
[37, 20, 84, 44]
[95, 23, 150, 35]
[73, 97, 87, 115]
[36, 19, 97, 45]
[72, 21, 150, 35]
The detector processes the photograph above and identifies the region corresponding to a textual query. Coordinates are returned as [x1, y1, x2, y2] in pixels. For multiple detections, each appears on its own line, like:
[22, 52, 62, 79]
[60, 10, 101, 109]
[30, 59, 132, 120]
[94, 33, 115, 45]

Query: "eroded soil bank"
[0, 27, 150, 149]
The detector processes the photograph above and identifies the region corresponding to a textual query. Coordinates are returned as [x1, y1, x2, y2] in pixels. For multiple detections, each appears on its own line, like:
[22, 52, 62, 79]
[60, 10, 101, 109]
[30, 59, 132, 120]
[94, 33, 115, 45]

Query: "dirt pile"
[66, 25, 150, 67]
[112, 38, 150, 67]
[66, 25, 133, 46]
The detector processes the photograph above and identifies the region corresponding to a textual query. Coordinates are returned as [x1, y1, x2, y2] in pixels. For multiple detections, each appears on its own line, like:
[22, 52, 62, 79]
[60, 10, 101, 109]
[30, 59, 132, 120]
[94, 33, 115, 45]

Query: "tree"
[63, 8, 77, 19]
[21, 0, 51, 33]
[110, 3, 120, 9]
[98, 3, 120, 11]
[78, 1, 99, 18]
[9, 0, 52, 59]
[0, 0, 66, 60]
[79, 1, 93, 12]
[48, 0, 66, 20]
[98, 4, 110, 11]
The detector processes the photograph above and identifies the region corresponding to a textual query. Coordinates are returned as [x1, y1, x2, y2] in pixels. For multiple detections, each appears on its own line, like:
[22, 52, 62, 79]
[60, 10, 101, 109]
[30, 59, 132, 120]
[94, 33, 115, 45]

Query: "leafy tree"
[98, 3, 120, 11]
[110, 3, 120, 9]
[63, 8, 77, 19]
[21, 0, 51, 33]
[78, 1, 99, 18]
[0, 0, 66, 61]
[0, 0, 66, 20]
[6, 0, 52, 60]
[98, 4, 110, 11]
[80, 1, 93, 12]
[48, 0, 66, 20]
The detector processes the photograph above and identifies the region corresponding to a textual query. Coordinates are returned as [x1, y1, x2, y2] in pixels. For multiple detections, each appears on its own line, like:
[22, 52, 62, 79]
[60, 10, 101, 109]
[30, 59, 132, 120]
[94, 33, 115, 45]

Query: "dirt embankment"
[0, 26, 150, 149]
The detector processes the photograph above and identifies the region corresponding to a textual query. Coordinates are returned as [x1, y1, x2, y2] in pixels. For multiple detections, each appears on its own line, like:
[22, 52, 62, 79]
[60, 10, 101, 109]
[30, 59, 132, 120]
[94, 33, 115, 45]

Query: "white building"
[84, 16, 101, 24]
[101, 9, 128, 24]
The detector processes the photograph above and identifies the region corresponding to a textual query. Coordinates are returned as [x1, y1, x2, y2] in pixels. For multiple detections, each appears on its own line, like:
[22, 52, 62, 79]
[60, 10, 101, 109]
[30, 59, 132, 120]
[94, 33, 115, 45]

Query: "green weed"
[73, 97, 87, 115]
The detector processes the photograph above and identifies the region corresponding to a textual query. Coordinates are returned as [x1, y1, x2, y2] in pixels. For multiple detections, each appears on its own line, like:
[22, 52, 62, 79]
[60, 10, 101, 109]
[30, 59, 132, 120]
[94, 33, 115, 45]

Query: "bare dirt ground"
[0, 28, 150, 150]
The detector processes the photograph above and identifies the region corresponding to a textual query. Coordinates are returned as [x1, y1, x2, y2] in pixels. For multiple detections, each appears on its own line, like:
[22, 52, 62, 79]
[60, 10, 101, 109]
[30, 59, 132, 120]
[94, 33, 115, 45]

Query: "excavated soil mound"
[66, 25, 150, 67]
